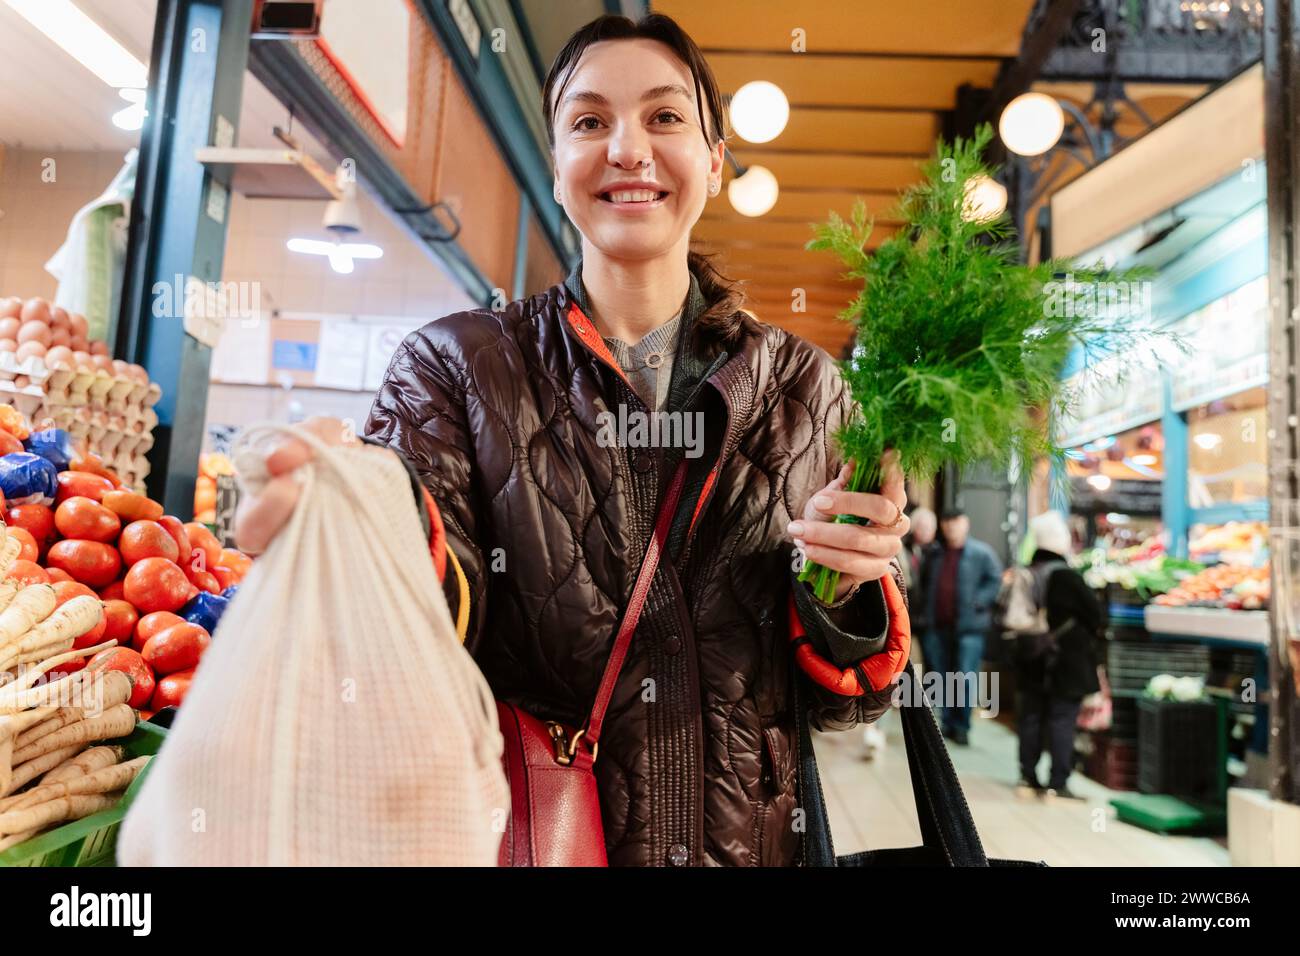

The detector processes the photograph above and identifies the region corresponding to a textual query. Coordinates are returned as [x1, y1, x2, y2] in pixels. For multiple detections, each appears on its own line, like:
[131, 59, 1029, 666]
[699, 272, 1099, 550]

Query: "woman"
[236, 13, 911, 866]
[1016, 511, 1101, 800]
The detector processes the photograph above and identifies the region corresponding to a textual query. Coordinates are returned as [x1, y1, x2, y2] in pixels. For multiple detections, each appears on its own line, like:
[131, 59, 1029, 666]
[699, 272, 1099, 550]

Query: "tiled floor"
[816, 709, 1230, 866]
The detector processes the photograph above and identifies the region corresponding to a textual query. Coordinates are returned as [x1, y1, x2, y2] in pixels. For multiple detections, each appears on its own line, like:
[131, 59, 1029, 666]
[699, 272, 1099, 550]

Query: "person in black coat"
[1017, 511, 1102, 800]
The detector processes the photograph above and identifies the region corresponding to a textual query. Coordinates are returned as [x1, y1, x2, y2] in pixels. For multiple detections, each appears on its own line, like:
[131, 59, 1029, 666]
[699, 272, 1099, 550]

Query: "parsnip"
[3, 744, 81, 796]
[0, 791, 120, 836]
[0, 577, 21, 615]
[13, 597, 101, 656]
[15, 706, 84, 751]
[10, 705, 57, 736]
[0, 585, 56, 647]
[0, 756, 149, 816]
[0, 535, 21, 578]
[41, 745, 124, 785]
[0, 638, 119, 712]
[0, 827, 39, 852]
[11, 704, 135, 765]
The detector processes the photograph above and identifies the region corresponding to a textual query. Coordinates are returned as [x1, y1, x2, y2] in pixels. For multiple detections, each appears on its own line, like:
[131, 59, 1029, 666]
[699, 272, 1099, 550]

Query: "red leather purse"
[496, 461, 688, 867]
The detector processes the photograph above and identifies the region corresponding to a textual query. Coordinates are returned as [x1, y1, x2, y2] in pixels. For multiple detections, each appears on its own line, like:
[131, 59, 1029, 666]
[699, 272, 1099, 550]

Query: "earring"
[708, 180, 720, 196]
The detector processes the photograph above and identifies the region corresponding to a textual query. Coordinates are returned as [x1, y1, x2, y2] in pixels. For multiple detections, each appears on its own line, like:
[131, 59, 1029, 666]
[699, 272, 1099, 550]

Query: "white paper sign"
[316, 320, 369, 390]
[364, 325, 412, 392]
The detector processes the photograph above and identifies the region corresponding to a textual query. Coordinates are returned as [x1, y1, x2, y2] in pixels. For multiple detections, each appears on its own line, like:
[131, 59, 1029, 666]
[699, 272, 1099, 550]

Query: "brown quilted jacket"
[365, 261, 905, 866]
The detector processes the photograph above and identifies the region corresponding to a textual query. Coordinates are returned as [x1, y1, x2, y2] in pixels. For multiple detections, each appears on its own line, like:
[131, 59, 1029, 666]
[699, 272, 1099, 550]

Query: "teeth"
[606, 190, 662, 203]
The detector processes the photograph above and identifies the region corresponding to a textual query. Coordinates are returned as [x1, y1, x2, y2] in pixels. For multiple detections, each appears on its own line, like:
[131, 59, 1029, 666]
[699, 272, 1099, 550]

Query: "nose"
[606, 118, 653, 173]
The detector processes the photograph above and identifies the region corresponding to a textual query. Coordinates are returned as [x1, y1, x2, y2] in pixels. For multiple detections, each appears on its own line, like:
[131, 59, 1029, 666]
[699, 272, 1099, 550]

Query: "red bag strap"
[583, 458, 689, 751]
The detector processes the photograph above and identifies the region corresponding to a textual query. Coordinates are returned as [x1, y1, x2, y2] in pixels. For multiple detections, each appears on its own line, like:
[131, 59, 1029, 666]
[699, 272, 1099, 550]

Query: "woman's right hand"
[234, 416, 376, 555]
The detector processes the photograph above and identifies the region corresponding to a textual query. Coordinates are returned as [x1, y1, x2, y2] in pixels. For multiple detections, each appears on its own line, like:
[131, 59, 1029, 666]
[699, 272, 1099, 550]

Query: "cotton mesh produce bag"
[118, 424, 507, 866]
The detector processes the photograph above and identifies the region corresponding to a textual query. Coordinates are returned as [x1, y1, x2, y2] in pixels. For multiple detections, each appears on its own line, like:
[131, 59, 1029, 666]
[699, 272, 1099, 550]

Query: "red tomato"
[87, 647, 155, 709]
[157, 516, 190, 566]
[46, 567, 75, 584]
[99, 580, 125, 601]
[45, 659, 86, 679]
[102, 599, 138, 645]
[6, 560, 49, 585]
[0, 431, 22, 456]
[218, 548, 252, 577]
[7, 504, 55, 546]
[141, 622, 210, 675]
[52, 580, 97, 606]
[150, 668, 193, 710]
[55, 497, 121, 544]
[123, 557, 192, 613]
[55, 471, 114, 505]
[133, 610, 185, 652]
[7, 526, 37, 562]
[184, 522, 222, 571]
[118, 520, 179, 566]
[185, 565, 220, 594]
[46, 540, 122, 588]
[212, 565, 239, 590]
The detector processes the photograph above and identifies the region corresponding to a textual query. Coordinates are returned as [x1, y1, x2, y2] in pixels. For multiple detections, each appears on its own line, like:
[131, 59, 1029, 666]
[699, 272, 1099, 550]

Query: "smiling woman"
[237, 12, 914, 868]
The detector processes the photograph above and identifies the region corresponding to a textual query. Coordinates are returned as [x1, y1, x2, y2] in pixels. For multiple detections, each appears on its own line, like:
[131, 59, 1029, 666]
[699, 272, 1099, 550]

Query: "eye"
[571, 115, 601, 131]
[654, 110, 684, 124]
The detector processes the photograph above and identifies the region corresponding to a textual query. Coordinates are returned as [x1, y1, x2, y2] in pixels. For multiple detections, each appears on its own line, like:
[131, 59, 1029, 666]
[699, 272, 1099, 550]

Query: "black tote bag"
[796, 660, 1047, 867]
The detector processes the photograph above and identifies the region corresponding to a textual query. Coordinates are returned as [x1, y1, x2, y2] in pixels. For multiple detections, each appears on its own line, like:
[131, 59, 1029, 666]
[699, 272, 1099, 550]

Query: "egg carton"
[0, 352, 53, 387]
[0, 380, 47, 418]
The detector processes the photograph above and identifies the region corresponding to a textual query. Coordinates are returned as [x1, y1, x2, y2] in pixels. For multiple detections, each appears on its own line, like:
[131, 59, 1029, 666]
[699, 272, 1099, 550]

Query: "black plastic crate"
[1137, 697, 1219, 798]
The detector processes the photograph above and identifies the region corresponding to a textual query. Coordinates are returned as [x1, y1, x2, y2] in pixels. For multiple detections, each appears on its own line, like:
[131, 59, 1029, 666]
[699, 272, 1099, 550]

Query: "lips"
[599, 189, 670, 204]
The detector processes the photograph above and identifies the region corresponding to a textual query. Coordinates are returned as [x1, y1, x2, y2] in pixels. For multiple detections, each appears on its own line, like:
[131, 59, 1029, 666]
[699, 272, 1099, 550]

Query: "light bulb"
[727, 165, 778, 217]
[730, 81, 789, 144]
[999, 92, 1065, 157]
[961, 175, 1007, 222]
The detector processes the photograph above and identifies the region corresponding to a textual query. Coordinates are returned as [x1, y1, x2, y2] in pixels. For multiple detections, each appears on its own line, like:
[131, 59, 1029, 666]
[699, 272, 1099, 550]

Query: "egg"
[16, 341, 47, 362]
[0, 298, 20, 319]
[68, 336, 88, 352]
[129, 364, 149, 383]
[91, 354, 114, 371]
[0, 318, 19, 340]
[49, 327, 71, 348]
[17, 321, 52, 348]
[111, 359, 130, 377]
[13, 375, 29, 389]
[68, 313, 89, 339]
[45, 345, 74, 368]
[19, 298, 51, 326]
[88, 339, 110, 357]
[50, 306, 70, 329]
[72, 350, 94, 371]
[0, 339, 17, 353]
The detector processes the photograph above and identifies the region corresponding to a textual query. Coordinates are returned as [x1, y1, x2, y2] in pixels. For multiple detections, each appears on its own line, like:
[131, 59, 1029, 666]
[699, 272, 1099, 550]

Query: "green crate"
[0, 720, 166, 867]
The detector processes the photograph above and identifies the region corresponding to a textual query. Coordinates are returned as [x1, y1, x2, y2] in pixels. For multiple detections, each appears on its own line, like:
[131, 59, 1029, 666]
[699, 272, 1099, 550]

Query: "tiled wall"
[0, 146, 131, 300]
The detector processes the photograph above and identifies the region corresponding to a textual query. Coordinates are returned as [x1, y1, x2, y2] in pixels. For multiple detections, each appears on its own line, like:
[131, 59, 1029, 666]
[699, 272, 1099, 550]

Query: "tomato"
[100, 489, 164, 522]
[184, 522, 222, 571]
[132, 610, 185, 652]
[46, 567, 75, 584]
[54, 497, 121, 544]
[102, 599, 138, 645]
[150, 668, 193, 710]
[141, 622, 210, 675]
[87, 647, 154, 709]
[218, 548, 252, 577]
[212, 564, 240, 590]
[98, 580, 125, 601]
[6, 560, 49, 585]
[46, 540, 122, 588]
[123, 557, 192, 614]
[45, 659, 86, 679]
[52, 580, 97, 606]
[157, 516, 191, 567]
[7, 504, 55, 546]
[7, 526, 37, 563]
[55, 471, 114, 505]
[185, 565, 220, 594]
[69, 456, 121, 487]
[118, 520, 179, 566]
[0, 430, 23, 456]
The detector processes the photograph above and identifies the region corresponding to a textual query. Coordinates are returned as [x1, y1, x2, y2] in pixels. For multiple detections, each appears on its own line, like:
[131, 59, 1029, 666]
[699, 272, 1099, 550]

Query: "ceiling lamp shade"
[999, 92, 1066, 157]
[727, 164, 779, 217]
[729, 81, 789, 144]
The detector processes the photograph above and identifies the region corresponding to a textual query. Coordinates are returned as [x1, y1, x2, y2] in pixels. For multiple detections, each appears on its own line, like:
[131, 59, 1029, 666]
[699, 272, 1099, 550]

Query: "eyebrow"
[561, 83, 694, 110]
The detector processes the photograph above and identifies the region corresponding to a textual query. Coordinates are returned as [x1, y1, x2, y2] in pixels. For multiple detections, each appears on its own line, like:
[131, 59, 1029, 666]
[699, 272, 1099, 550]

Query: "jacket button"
[664, 636, 682, 656]
[667, 843, 689, 866]
[633, 453, 653, 473]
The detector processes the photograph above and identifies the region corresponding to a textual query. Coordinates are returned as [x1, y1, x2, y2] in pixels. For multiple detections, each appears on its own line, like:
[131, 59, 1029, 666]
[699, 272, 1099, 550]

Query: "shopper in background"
[1016, 511, 1101, 800]
[921, 508, 1002, 745]
[862, 505, 936, 759]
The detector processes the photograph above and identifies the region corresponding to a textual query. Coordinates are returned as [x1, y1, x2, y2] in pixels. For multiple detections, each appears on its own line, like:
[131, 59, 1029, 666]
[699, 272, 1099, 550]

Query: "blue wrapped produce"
[24, 428, 76, 472]
[181, 591, 230, 634]
[0, 452, 59, 506]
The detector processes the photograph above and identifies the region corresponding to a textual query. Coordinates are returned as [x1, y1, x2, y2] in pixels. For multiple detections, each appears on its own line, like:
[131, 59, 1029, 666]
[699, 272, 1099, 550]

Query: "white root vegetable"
[0, 638, 119, 713]
[11, 704, 135, 765]
[14, 597, 101, 656]
[10, 705, 57, 736]
[0, 536, 20, 578]
[0, 755, 149, 818]
[41, 745, 124, 785]
[15, 706, 84, 751]
[3, 744, 81, 796]
[0, 576, 21, 614]
[0, 585, 56, 647]
[0, 827, 40, 852]
[0, 718, 13, 798]
[0, 791, 121, 836]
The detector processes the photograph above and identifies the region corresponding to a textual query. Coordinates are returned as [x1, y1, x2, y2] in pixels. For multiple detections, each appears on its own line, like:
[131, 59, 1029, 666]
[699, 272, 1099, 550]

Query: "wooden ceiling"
[655, 0, 1038, 354]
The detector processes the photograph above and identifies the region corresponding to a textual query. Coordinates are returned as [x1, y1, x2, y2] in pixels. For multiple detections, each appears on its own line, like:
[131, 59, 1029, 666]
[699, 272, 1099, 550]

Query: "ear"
[710, 138, 726, 179]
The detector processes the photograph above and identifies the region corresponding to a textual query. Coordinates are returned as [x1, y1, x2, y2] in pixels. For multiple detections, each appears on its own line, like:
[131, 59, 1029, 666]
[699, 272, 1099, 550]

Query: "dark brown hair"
[542, 13, 746, 351]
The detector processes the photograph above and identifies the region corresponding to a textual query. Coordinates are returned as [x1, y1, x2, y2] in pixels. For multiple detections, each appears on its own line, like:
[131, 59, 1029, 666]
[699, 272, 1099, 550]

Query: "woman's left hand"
[788, 450, 909, 603]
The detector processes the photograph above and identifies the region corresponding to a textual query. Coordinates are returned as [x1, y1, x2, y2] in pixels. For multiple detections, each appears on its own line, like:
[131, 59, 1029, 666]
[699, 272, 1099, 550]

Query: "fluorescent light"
[1132, 454, 1158, 465]
[4, 0, 148, 89]
[111, 88, 146, 130]
[1194, 433, 1223, 450]
[287, 238, 384, 275]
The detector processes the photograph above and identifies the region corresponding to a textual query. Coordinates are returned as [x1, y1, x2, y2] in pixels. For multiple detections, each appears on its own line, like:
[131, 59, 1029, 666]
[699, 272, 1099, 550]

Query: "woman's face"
[551, 38, 725, 261]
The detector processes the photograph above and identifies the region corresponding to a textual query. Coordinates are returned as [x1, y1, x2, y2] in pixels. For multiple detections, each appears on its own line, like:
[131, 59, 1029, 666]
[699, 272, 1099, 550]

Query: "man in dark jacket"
[1016, 511, 1101, 800]
[922, 509, 1003, 745]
